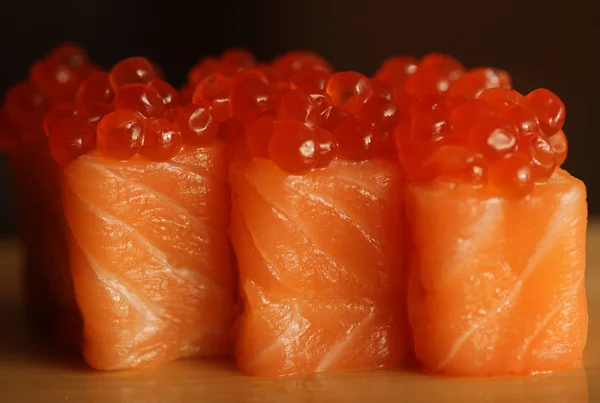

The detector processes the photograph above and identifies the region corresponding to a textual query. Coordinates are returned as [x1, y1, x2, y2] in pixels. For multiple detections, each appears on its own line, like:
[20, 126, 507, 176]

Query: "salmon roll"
[45, 57, 236, 370]
[197, 53, 410, 376]
[1, 44, 97, 351]
[397, 86, 587, 376]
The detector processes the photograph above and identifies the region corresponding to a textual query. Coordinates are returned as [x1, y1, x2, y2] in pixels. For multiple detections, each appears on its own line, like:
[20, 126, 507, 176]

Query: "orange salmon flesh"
[405, 168, 588, 376]
[60, 142, 236, 370]
[230, 158, 408, 377]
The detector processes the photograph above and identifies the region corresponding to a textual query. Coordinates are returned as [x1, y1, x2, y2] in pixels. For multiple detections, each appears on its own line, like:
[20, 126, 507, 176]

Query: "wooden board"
[0, 221, 599, 402]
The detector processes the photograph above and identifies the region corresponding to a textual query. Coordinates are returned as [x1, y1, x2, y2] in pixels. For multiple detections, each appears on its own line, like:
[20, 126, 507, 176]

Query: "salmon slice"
[61, 142, 235, 370]
[230, 158, 407, 377]
[406, 168, 587, 376]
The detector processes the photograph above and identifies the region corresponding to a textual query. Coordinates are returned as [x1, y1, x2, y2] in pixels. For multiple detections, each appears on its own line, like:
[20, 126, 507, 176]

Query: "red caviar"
[30, 58, 81, 103]
[326, 71, 372, 115]
[521, 88, 566, 135]
[448, 68, 511, 99]
[247, 115, 275, 158]
[43, 102, 86, 136]
[141, 118, 182, 161]
[152, 79, 180, 112]
[272, 51, 333, 82]
[290, 68, 331, 94]
[76, 72, 115, 110]
[36, 53, 229, 166]
[375, 56, 418, 88]
[334, 118, 384, 161]
[97, 110, 145, 159]
[314, 127, 338, 167]
[192, 73, 231, 122]
[114, 83, 165, 118]
[269, 120, 319, 173]
[404, 53, 465, 97]
[109, 57, 156, 91]
[188, 57, 219, 86]
[396, 86, 569, 196]
[277, 89, 324, 128]
[229, 71, 277, 122]
[48, 116, 96, 166]
[5, 81, 49, 132]
[175, 104, 218, 145]
[218, 49, 255, 76]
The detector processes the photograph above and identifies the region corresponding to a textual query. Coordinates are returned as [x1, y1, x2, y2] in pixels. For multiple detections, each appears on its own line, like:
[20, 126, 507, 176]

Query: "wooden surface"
[0, 222, 599, 403]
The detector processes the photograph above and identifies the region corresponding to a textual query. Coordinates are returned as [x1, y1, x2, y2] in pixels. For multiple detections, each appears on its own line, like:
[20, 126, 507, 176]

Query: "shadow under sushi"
[0, 298, 87, 372]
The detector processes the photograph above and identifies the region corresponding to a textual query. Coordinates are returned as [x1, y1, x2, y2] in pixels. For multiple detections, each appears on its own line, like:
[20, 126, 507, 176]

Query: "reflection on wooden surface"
[0, 223, 598, 402]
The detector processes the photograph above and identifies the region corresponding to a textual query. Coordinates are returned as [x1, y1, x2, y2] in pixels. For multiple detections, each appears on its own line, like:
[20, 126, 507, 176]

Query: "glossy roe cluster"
[396, 87, 567, 196]
[1, 43, 96, 149]
[45, 57, 219, 165]
[188, 51, 418, 174]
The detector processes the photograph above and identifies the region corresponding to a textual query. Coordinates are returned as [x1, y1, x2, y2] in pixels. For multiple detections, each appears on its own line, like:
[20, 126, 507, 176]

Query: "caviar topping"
[42, 53, 226, 165]
[396, 87, 568, 196]
[109, 57, 156, 91]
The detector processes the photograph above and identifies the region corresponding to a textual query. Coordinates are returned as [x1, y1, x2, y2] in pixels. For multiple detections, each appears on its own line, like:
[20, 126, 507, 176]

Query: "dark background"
[0, 0, 597, 233]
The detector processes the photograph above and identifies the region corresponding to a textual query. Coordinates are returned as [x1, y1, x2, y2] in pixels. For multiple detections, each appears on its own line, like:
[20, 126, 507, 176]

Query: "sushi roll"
[1, 44, 96, 351]
[197, 53, 410, 376]
[45, 57, 236, 369]
[396, 86, 587, 376]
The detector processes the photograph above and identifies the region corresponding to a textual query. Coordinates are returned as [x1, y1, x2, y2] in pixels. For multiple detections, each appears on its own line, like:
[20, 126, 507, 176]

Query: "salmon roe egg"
[549, 130, 568, 166]
[488, 153, 534, 197]
[140, 118, 182, 161]
[359, 96, 401, 132]
[468, 115, 518, 161]
[290, 68, 331, 94]
[477, 87, 522, 108]
[449, 99, 493, 132]
[152, 79, 180, 111]
[5, 81, 48, 131]
[320, 105, 350, 133]
[229, 72, 277, 122]
[410, 105, 453, 144]
[333, 118, 385, 161]
[370, 79, 395, 101]
[48, 116, 96, 166]
[188, 57, 219, 86]
[30, 58, 80, 103]
[246, 114, 275, 158]
[43, 102, 86, 136]
[521, 88, 565, 135]
[256, 62, 277, 84]
[421, 146, 487, 185]
[272, 52, 333, 82]
[447, 68, 511, 99]
[277, 89, 324, 128]
[192, 73, 231, 122]
[218, 49, 255, 76]
[175, 104, 218, 145]
[180, 85, 194, 105]
[314, 127, 338, 168]
[499, 104, 541, 134]
[269, 120, 319, 173]
[518, 132, 556, 181]
[420, 53, 465, 80]
[375, 56, 418, 88]
[404, 53, 465, 97]
[114, 83, 165, 118]
[326, 71, 372, 115]
[109, 57, 156, 91]
[97, 110, 144, 159]
[50, 43, 89, 71]
[76, 72, 115, 107]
